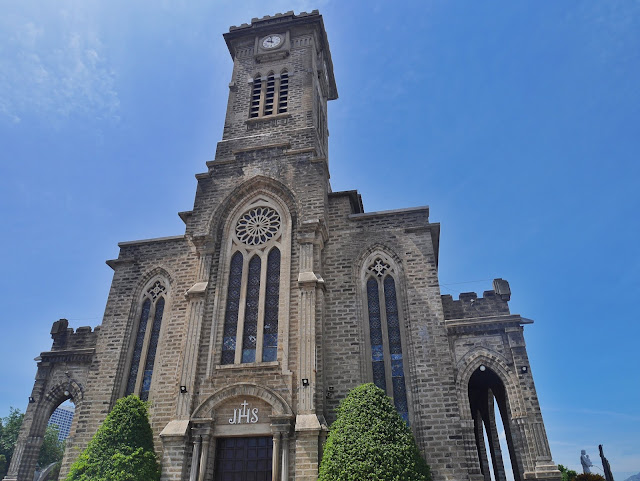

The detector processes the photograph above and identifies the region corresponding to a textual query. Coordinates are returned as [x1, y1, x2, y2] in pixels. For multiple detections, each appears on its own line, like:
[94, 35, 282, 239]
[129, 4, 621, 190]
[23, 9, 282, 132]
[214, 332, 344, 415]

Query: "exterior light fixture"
[64, 371, 72, 399]
[302, 378, 309, 387]
[180, 385, 188, 394]
[479, 365, 486, 372]
[29, 396, 35, 403]
[521, 366, 528, 373]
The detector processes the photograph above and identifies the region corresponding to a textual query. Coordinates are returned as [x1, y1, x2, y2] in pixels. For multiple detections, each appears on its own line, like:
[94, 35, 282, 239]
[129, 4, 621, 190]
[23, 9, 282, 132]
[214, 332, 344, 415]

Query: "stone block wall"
[321, 191, 470, 480]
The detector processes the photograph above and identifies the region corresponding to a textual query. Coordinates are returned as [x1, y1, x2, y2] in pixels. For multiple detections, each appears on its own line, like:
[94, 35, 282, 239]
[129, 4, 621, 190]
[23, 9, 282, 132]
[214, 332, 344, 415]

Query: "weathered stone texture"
[6, 10, 560, 481]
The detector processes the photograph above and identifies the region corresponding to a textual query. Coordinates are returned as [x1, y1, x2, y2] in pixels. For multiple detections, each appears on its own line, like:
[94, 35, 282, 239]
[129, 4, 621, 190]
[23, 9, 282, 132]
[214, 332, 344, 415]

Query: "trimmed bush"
[66, 395, 160, 481]
[319, 383, 431, 481]
[575, 474, 605, 481]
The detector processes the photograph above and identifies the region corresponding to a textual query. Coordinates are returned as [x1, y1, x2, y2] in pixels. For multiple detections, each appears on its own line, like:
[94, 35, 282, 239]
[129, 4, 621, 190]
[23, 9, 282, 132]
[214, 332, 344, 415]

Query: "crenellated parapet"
[50, 319, 100, 352]
[441, 278, 512, 320]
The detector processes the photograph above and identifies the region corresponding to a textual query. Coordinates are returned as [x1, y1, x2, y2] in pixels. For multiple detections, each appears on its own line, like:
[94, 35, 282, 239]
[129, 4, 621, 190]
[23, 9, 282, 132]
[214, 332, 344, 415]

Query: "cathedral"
[5, 11, 562, 481]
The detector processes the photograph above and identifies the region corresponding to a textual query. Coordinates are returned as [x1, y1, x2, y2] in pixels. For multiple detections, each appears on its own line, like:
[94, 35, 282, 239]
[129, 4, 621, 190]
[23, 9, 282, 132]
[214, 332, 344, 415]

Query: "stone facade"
[5, 11, 562, 481]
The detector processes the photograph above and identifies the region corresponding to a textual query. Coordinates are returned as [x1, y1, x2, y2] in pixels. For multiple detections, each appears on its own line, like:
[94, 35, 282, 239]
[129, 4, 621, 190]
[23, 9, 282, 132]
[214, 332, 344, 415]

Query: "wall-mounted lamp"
[479, 365, 486, 372]
[29, 396, 36, 403]
[521, 366, 528, 373]
[64, 371, 72, 398]
[180, 385, 188, 394]
[301, 378, 309, 387]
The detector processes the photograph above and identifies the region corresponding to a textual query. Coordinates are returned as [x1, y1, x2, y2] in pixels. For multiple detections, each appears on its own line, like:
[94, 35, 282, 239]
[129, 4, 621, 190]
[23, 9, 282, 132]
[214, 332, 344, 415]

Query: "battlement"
[441, 279, 512, 320]
[50, 319, 100, 351]
[229, 10, 320, 31]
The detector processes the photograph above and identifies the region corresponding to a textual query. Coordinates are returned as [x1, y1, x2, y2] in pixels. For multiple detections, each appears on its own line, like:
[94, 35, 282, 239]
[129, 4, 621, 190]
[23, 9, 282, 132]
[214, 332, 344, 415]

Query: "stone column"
[177, 235, 214, 418]
[272, 432, 282, 481]
[484, 396, 507, 481]
[189, 435, 202, 481]
[294, 219, 327, 481]
[472, 409, 492, 481]
[281, 434, 290, 481]
[197, 428, 211, 481]
[271, 417, 292, 481]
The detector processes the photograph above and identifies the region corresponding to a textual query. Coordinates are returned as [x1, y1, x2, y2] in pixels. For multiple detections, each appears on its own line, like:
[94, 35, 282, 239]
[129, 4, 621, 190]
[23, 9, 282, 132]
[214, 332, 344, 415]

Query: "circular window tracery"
[235, 206, 281, 246]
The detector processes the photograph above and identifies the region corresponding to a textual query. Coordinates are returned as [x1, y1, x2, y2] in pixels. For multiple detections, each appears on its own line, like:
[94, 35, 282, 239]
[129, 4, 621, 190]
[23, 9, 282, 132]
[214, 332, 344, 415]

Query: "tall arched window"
[220, 200, 287, 365]
[364, 256, 410, 423]
[125, 280, 167, 401]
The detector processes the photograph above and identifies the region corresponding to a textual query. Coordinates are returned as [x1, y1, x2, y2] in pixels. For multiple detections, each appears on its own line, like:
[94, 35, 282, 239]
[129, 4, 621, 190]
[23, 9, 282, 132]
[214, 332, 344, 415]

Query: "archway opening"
[468, 366, 521, 481]
[36, 399, 75, 481]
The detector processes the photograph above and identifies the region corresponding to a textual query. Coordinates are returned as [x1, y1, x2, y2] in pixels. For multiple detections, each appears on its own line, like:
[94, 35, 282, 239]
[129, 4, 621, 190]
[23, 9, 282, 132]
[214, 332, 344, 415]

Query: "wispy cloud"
[0, 5, 119, 125]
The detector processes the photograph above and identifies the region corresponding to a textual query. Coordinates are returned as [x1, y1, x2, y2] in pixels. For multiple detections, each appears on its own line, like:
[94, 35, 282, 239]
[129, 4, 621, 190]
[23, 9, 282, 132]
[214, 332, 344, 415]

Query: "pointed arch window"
[220, 203, 286, 365]
[364, 257, 410, 423]
[248, 70, 289, 118]
[125, 280, 167, 401]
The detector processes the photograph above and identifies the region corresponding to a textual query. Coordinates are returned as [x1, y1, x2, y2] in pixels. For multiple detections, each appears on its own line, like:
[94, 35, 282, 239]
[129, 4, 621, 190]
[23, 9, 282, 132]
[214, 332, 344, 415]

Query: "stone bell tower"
[216, 10, 336, 164]
[174, 10, 340, 481]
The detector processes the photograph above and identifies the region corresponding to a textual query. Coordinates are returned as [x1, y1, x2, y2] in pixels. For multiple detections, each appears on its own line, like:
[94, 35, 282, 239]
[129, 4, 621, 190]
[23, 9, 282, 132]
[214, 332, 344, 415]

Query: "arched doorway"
[468, 366, 522, 481]
[187, 383, 294, 481]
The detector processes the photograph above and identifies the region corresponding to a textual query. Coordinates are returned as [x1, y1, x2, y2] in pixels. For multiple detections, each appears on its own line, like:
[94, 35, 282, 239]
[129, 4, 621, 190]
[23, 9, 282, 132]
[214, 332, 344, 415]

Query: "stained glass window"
[140, 297, 164, 401]
[125, 298, 151, 396]
[384, 276, 409, 424]
[365, 256, 410, 424]
[367, 278, 386, 392]
[262, 248, 280, 362]
[242, 255, 261, 363]
[222, 252, 243, 364]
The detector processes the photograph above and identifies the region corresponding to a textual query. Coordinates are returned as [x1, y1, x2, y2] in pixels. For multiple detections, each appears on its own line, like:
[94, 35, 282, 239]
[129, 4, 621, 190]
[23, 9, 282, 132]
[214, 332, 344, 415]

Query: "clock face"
[262, 35, 282, 49]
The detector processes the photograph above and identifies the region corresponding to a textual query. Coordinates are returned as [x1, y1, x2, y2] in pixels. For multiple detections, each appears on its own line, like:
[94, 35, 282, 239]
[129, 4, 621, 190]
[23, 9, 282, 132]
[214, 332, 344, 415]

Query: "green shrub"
[574, 474, 605, 481]
[66, 395, 160, 481]
[319, 383, 430, 481]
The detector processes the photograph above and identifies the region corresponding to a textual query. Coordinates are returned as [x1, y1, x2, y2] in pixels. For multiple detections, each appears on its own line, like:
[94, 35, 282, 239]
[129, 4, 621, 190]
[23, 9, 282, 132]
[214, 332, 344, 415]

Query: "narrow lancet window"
[241, 255, 261, 363]
[125, 280, 167, 400]
[384, 276, 409, 423]
[140, 297, 164, 401]
[367, 278, 386, 392]
[125, 298, 151, 396]
[222, 252, 243, 364]
[364, 256, 410, 424]
[262, 248, 280, 362]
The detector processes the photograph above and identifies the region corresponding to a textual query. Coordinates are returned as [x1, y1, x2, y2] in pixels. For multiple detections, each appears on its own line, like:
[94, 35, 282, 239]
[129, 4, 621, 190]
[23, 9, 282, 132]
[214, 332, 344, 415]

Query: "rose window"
[235, 207, 281, 246]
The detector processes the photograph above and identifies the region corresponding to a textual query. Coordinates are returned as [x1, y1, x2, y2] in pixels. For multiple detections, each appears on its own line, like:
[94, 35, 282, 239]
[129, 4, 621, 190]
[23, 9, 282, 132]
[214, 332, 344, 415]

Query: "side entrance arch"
[3, 319, 97, 481]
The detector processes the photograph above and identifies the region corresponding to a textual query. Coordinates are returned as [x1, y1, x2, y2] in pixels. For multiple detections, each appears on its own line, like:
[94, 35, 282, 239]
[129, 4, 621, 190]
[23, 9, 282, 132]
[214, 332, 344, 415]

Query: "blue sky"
[1, 1, 638, 479]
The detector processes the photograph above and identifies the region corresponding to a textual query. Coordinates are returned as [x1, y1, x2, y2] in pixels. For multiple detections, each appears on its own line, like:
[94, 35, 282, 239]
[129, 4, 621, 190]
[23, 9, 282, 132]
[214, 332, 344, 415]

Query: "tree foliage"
[0, 407, 24, 479]
[558, 464, 578, 481]
[38, 424, 65, 469]
[66, 395, 160, 481]
[319, 383, 431, 481]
